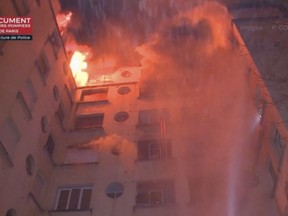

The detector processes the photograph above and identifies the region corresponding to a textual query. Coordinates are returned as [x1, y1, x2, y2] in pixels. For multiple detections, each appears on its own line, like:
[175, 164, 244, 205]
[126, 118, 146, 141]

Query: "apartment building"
[0, 1, 287, 216]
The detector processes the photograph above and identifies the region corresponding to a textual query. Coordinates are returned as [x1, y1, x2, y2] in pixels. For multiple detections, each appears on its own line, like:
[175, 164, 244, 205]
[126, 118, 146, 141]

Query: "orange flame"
[70, 51, 89, 87]
[56, 12, 72, 35]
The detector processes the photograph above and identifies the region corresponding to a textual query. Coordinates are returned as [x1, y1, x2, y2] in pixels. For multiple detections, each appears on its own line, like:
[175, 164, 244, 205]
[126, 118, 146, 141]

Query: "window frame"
[137, 139, 172, 161]
[75, 114, 104, 129]
[55, 186, 93, 211]
[136, 180, 175, 207]
[80, 88, 109, 103]
[35, 50, 50, 85]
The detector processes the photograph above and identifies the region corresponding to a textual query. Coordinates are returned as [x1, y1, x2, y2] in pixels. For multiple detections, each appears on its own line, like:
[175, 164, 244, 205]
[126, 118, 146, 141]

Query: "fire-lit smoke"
[136, 2, 261, 216]
[60, 1, 269, 215]
[56, 11, 72, 35]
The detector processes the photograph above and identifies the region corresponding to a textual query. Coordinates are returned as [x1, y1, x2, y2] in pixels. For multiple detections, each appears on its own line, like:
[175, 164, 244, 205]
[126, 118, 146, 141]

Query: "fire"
[56, 12, 72, 35]
[70, 51, 89, 87]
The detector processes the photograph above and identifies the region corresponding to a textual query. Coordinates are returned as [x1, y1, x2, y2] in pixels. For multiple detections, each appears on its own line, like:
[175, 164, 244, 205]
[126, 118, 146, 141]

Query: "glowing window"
[56, 186, 92, 210]
[105, 182, 124, 199]
[114, 112, 129, 122]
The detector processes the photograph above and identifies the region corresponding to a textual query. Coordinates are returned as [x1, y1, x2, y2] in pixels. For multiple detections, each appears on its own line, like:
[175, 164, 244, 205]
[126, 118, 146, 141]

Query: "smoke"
[135, 2, 262, 216]
[61, 0, 266, 215]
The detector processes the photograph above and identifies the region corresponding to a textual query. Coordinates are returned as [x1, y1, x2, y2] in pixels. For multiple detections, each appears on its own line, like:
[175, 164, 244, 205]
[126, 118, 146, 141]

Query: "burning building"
[0, 1, 288, 216]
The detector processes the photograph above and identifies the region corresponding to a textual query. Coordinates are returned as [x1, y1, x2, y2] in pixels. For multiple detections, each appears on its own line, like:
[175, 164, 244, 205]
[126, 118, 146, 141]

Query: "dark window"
[53, 86, 59, 101]
[136, 180, 175, 206]
[114, 112, 129, 122]
[269, 161, 278, 198]
[56, 187, 92, 211]
[137, 140, 172, 161]
[274, 129, 283, 157]
[80, 189, 92, 209]
[41, 116, 49, 133]
[117, 86, 131, 95]
[11, 0, 30, 16]
[56, 103, 65, 125]
[45, 135, 55, 157]
[35, 51, 50, 85]
[17, 92, 32, 120]
[0, 40, 6, 56]
[5, 208, 17, 216]
[75, 114, 104, 129]
[25, 154, 35, 176]
[49, 29, 62, 58]
[80, 88, 108, 103]
[64, 84, 73, 106]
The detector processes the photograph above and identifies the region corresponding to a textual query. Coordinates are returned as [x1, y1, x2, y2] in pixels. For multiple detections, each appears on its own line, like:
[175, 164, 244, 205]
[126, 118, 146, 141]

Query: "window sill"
[49, 209, 93, 212]
[135, 157, 175, 163]
[133, 203, 176, 210]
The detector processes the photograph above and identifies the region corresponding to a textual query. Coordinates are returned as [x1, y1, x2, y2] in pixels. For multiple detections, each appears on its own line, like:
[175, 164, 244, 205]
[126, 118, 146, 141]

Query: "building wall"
[0, 1, 74, 215]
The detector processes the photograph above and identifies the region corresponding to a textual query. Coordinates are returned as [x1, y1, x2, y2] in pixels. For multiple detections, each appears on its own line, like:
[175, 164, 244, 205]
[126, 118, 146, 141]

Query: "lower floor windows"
[136, 180, 175, 206]
[137, 140, 172, 161]
[56, 186, 92, 211]
[75, 114, 104, 129]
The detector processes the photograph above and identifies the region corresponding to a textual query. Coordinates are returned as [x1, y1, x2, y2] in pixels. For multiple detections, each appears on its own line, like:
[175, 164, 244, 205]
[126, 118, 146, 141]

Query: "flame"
[70, 51, 90, 86]
[56, 12, 72, 35]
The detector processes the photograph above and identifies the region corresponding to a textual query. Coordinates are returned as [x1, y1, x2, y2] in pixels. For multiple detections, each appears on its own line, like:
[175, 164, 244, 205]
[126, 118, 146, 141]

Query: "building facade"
[0, 1, 287, 216]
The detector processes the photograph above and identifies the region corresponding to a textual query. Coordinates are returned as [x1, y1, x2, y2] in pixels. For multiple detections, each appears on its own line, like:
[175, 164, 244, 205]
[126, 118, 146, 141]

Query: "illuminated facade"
[0, 1, 287, 216]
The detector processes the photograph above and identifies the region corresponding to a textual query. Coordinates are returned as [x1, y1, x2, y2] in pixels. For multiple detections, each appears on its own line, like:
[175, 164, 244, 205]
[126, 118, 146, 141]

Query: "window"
[64, 84, 73, 106]
[56, 186, 92, 211]
[136, 180, 175, 206]
[41, 116, 49, 133]
[5, 208, 17, 216]
[56, 103, 65, 126]
[22, 79, 37, 109]
[0, 116, 21, 149]
[114, 112, 129, 122]
[137, 140, 172, 161]
[117, 86, 131, 95]
[80, 88, 108, 103]
[35, 51, 50, 84]
[49, 29, 62, 58]
[271, 127, 284, 164]
[25, 154, 35, 175]
[17, 92, 32, 120]
[138, 109, 169, 125]
[52, 85, 59, 101]
[105, 182, 124, 199]
[0, 117, 21, 159]
[45, 135, 55, 158]
[11, 0, 30, 16]
[269, 161, 278, 198]
[75, 114, 104, 129]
